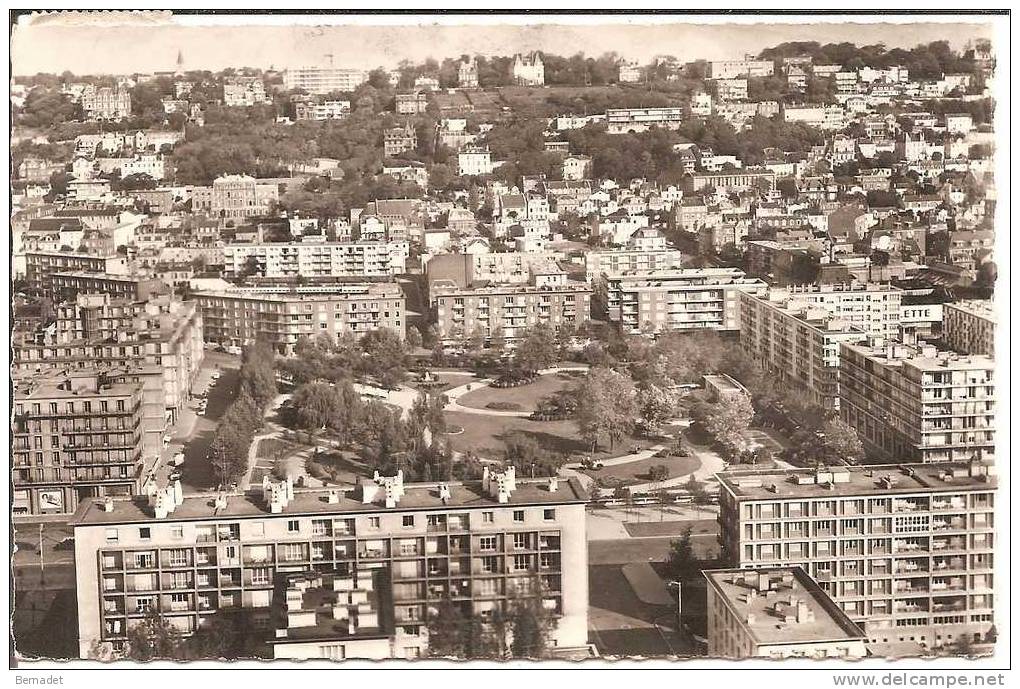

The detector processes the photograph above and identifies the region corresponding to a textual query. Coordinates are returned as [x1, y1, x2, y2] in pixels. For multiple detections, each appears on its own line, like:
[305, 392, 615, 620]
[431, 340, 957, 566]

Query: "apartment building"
[72, 469, 588, 659]
[685, 169, 775, 194]
[384, 123, 418, 157]
[606, 107, 684, 134]
[717, 462, 996, 653]
[50, 271, 167, 303]
[13, 371, 145, 516]
[839, 341, 995, 464]
[756, 283, 904, 340]
[190, 175, 280, 221]
[223, 77, 269, 107]
[395, 92, 428, 115]
[715, 78, 748, 102]
[708, 59, 775, 79]
[82, 86, 132, 121]
[704, 567, 868, 659]
[294, 100, 351, 121]
[739, 291, 868, 411]
[601, 267, 767, 334]
[13, 294, 204, 428]
[458, 147, 495, 177]
[194, 283, 405, 355]
[584, 248, 686, 282]
[432, 280, 591, 346]
[283, 67, 368, 94]
[222, 241, 408, 280]
[942, 301, 995, 357]
[25, 251, 130, 299]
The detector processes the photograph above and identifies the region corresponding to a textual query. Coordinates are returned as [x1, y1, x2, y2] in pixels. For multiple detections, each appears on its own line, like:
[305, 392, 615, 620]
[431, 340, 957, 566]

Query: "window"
[170, 526, 184, 540]
[287, 520, 300, 534]
[139, 527, 151, 541]
[320, 644, 346, 660]
[167, 549, 188, 567]
[402, 515, 415, 528]
[135, 596, 154, 613]
[134, 552, 155, 569]
[512, 554, 530, 572]
[482, 511, 494, 524]
[479, 536, 497, 552]
[282, 544, 303, 561]
[513, 510, 525, 523]
[543, 509, 555, 521]
[369, 517, 381, 529]
[513, 533, 528, 550]
[251, 568, 271, 585]
[105, 528, 119, 544]
[481, 556, 498, 573]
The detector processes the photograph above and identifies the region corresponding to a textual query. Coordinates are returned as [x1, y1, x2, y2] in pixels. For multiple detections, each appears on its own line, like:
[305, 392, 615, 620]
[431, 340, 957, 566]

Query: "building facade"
[72, 471, 589, 659]
[191, 175, 280, 221]
[839, 342, 995, 464]
[606, 108, 684, 134]
[601, 268, 767, 334]
[222, 241, 409, 280]
[13, 371, 145, 516]
[942, 301, 995, 356]
[717, 462, 996, 654]
[512, 53, 545, 86]
[194, 283, 406, 355]
[283, 67, 368, 94]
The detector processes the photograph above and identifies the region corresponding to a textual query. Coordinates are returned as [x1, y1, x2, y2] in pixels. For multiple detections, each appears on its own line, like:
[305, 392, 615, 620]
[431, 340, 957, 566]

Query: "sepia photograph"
[6, 8, 1010, 679]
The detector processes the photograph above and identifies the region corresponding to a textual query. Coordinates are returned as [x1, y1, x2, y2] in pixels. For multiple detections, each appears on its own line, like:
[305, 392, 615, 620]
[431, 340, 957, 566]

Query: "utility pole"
[38, 522, 45, 585]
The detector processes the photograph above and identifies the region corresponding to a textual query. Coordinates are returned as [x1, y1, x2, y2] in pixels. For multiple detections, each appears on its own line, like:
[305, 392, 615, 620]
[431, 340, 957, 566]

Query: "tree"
[638, 384, 680, 430]
[665, 527, 699, 582]
[700, 392, 754, 459]
[405, 326, 423, 350]
[426, 598, 469, 658]
[125, 610, 187, 661]
[509, 594, 556, 659]
[514, 323, 559, 373]
[818, 417, 865, 465]
[290, 382, 341, 432]
[648, 464, 670, 482]
[573, 367, 639, 451]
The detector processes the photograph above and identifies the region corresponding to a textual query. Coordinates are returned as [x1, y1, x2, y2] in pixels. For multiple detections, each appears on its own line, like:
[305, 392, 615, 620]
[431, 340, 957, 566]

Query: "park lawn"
[443, 411, 586, 456]
[624, 518, 718, 538]
[584, 455, 701, 486]
[456, 372, 577, 412]
[430, 372, 477, 392]
[255, 437, 305, 459]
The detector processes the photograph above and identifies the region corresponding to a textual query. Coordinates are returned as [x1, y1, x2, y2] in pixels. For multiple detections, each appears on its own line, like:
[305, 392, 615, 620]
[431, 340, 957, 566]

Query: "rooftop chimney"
[547, 477, 559, 493]
[102, 496, 115, 513]
[482, 466, 517, 503]
[363, 471, 405, 507]
[262, 475, 294, 513]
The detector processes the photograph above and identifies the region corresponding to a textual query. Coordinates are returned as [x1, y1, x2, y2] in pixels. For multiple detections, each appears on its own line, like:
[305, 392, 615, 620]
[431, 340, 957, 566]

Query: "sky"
[10, 12, 995, 77]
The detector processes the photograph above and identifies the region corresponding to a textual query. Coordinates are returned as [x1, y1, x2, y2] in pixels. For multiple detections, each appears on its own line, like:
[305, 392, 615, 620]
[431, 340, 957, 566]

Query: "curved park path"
[443, 365, 589, 417]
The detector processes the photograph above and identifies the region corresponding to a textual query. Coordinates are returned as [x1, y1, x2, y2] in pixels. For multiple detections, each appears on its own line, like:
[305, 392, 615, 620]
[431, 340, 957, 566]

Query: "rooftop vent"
[262, 475, 294, 513]
[547, 477, 559, 493]
[102, 496, 115, 513]
[482, 466, 516, 503]
[437, 483, 451, 503]
[362, 470, 405, 508]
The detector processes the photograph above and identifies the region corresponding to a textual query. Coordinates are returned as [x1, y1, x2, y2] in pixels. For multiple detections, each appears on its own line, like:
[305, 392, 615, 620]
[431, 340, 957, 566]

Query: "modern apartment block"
[605, 107, 684, 134]
[51, 271, 168, 303]
[601, 267, 767, 334]
[708, 59, 775, 79]
[25, 251, 130, 299]
[839, 341, 995, 464]
[431, 280, 591, 346]
[739, 291, 868, 411]
[283, 67, 368, 94]
[72, 470, 589, 659]
[583, 248, 686, 282]
[13, 294, 204, 428]
[942, 300, 996, 356]
[194, 283, 405, 355]
[222, 241, 409, 280]
[758, 283, 904, 340]
[717, 462, 997, 653]
[704, 567, 868, 659]
[13, 370, 145, 516]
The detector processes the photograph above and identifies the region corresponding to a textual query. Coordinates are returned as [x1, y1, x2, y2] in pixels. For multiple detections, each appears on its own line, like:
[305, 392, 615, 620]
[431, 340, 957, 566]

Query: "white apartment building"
[606, 108, 684, 134]
[223, 241, 409, 280]
[942, 300, 995, 356]
[458, 147, 495, 177]
[283, 67, 368, 94]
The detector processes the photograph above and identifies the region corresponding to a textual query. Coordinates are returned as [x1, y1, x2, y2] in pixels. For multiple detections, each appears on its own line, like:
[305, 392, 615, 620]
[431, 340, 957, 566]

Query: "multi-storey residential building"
[51, 271, 167, 303]
[561, 155, 592, 181]
[13, 371, 145, 516]
[222, 77, 269, 107]
[283, 67, 368, 94]
[458, 58, 478, 88]
[685, 169, 775, 194]
[384, 123, 418, 157]
[704, 567, 868, 659]
[739, 291, 869, 411]
[18, 157, 66, 182]
[601, 268, 767, 334]
[618, 62, 642, 83]
[294, 100, 351, 121]
[395, 92, 428, 115]
[708, 59, 775, 79]
[222, 241, 408, 280]
[942, 301, 995, 356]
[717, 462, 997, 653]
[458, 147, 495, 177]
[72, 470, 589, 659]
[432, 280, 591, 346]
[190, 175, 280, 221]
[24, 251, 130, 299]
[512, 52, 545, 86]
[839, 341, 995, 464]
[194, 283, 405, 354]
[583, 248, 686, 282]
[82, 86, 132, 121]
[13, 294, 204, 429]
[606, 107, 684, 134]
[753, 283, 904, 340]
[715, 78, 748, 102]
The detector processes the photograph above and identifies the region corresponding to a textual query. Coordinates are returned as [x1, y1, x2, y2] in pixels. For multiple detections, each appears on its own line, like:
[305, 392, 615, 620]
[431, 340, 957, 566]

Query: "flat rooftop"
[717, 462, 997, 502]
[946, 299, 996, 322]
[72, 478, 587, 527]
[704, 567, 865, 647]
[843, 341, 994, 371]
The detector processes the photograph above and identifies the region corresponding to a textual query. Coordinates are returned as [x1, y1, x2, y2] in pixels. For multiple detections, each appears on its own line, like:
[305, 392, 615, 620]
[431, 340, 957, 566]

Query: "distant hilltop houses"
[513, 52, 545, 86]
